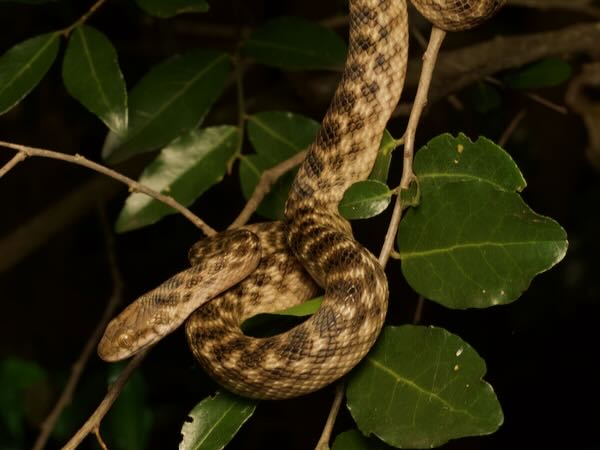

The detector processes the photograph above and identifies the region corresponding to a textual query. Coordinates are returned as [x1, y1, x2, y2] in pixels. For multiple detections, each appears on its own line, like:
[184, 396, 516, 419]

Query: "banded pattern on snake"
[98, 0, 504, 399]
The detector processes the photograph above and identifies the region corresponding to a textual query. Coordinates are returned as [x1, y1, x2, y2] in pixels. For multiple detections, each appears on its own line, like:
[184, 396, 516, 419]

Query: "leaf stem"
[379, 27, 446, 267]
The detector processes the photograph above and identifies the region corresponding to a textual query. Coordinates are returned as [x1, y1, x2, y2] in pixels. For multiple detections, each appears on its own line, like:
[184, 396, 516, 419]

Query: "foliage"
[0, 1, 570, 449]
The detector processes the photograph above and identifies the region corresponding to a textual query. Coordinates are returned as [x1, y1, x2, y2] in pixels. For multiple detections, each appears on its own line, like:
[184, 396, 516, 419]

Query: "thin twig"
[60, 349, 149, 450]
[314, 382, 345, 450]
[498, 109, 527, 147]
[61, 0, 108, 36]
[0, 141, 215, 237]
[32, 209, 124, 450]
[380, 27, 446, 268]
[0, 152, 26, 178]
[228, 150, 307, 229]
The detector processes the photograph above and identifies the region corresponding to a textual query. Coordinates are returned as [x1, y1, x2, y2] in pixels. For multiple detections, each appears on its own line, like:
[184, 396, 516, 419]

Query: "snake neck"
[284, 0, 408, 221]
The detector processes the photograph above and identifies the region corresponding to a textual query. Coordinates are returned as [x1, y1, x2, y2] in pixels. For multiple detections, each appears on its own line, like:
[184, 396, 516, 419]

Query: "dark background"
[1, 1, 599, 449]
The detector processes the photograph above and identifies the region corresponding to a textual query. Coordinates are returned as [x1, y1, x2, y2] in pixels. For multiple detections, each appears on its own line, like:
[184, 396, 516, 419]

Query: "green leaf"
[105, 367, 152, 450]
[239, 111, 318, 219]
[414, 133, 526, 193]
[347, 326, 503, 449]
[243, 17, 346, 71]
[0, 358, 47, 440]
[397, 135, 567, 308]
[397, 134, 567, 309]
[368, 129, 396, 183]
[0, 32, 60, 115]
[116, 126, 239, 232]
[62, 26, 127, 135]
[399, 181, 567, 308]
[180, 391, 256, 450]
[339, 180, 392, 220]
[504, 57, 572, 89]
[332, 430, 392, 450]
[135, 0, 209, 18]
[102, 50, 231, 163]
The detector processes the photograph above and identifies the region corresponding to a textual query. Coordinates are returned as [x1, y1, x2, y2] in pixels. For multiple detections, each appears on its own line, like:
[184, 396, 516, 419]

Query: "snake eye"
[118, 333, 131, 349]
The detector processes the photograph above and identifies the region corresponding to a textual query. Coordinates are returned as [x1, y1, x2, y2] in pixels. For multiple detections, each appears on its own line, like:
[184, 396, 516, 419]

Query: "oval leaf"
[102, 50, 231, 163]
[239, 111, 318, 219]
[62, 25, 127, 134]
[339, 180, 392, 220]
[415, 133, 526, 193]
[398, 181, 567, 308]
[243, 17, 346, 71]
[504, 57, 572, 90]
[116, 126, 239, 232]
[0, 32, 59, 115]
[135, 0, 209, 17]
[347, 326, 503, 449]
[180, 391, 256, 450]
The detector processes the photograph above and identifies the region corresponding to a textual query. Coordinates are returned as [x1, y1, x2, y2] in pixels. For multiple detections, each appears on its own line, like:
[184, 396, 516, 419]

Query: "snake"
[98, 0, 504, 400]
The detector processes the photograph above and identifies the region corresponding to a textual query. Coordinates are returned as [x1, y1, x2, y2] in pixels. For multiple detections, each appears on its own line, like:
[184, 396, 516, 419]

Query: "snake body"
[98, 0, 504, 399]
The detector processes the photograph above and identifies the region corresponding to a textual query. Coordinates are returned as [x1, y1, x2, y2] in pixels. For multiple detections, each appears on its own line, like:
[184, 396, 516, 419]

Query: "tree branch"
[380, 27, 446, 268]
[0, 141, 216, 237]
[416, 22, 600, 104]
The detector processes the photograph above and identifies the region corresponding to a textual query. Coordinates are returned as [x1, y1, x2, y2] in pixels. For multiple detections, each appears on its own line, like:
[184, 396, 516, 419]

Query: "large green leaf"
[243, 17, 346, 71]
[397, 134, 567, 309]
[0, 32, 59, 115]
[135, 0, 209, 17]
[116, 126, 239, 232]
[180, 391, 256, 450]
[62, 25, 127, 135]
[102, 50, 231, 163]
[239, 111, 319, 219]
[347, 326, 503, 449]
[105, 367, 152, 450]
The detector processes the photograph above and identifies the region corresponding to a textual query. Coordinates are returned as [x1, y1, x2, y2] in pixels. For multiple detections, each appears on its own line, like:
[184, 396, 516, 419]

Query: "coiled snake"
[98, 0, 504, 399]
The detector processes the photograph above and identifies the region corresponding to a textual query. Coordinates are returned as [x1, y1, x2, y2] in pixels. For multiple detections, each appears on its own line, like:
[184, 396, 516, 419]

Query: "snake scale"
[98, 0, 504, 399]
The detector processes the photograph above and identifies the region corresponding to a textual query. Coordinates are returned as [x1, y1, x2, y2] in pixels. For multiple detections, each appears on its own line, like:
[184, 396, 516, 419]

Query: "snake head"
[97, 314, 152, 362]
[97, 295, 179, 361]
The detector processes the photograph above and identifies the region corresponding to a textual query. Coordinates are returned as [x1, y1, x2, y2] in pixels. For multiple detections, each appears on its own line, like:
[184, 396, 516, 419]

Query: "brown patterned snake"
[98, 0, 504, 399]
